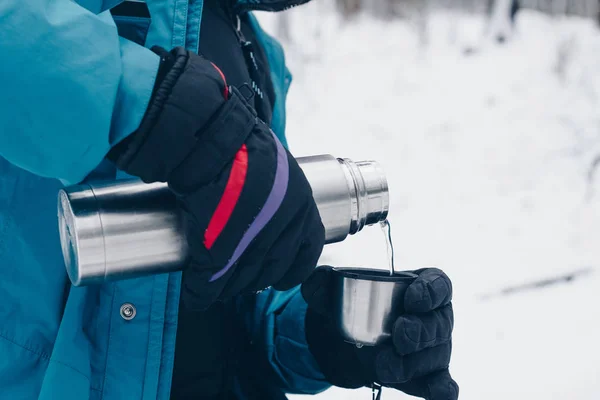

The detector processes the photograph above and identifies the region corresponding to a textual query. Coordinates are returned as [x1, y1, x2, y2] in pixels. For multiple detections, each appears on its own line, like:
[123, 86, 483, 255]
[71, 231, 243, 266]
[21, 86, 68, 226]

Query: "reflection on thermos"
[58, 154, 389, 286]
[330, 268, 417, 346]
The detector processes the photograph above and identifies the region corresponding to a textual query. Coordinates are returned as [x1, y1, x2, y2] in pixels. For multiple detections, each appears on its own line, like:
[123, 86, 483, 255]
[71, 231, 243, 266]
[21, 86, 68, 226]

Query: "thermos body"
[58, 155, 389, 286]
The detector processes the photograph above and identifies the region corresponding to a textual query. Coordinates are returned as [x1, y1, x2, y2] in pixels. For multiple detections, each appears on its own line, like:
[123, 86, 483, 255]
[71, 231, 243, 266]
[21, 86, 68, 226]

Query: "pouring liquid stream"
[369, 221, 395, 398]
[380, 220, 395, 275]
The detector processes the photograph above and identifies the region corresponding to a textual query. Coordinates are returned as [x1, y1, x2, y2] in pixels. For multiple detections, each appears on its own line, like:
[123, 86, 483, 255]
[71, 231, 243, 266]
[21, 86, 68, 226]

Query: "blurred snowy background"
[257, 1, 600, 399]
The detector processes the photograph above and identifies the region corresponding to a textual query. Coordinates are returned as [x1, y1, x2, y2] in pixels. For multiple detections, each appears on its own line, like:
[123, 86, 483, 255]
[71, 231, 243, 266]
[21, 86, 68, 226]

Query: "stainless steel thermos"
[58, 154, 390, 286]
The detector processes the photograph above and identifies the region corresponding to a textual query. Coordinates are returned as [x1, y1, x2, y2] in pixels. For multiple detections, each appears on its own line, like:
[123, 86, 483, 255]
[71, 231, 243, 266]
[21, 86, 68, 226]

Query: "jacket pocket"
[111, 1, 152, 46]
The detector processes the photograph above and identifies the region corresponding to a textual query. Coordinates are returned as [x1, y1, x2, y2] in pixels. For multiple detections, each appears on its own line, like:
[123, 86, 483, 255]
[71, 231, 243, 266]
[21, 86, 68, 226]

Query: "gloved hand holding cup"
[302, 266, 458, 400]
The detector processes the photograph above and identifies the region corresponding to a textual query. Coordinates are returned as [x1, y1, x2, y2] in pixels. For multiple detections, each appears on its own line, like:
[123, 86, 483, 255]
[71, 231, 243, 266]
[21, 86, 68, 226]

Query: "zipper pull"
[234, 15, 247, 44]
[232, 13, 266, 117]
[372, 383, 383, 400]
[234, 15, 263, 101]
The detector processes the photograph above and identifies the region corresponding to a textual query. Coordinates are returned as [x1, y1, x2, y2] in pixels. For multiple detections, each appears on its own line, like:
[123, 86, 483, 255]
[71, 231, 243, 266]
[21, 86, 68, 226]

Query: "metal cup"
[331, 268, 418, 347]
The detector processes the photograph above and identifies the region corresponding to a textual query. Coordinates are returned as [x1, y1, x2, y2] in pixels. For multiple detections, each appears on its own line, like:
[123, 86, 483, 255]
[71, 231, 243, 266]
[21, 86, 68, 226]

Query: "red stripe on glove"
[210, 62, 229, 99]
[204, 144, 248, 250]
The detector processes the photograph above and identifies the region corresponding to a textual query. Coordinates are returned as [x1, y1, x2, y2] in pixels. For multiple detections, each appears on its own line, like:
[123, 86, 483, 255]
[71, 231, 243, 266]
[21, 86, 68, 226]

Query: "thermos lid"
[338, 159, 389, 234]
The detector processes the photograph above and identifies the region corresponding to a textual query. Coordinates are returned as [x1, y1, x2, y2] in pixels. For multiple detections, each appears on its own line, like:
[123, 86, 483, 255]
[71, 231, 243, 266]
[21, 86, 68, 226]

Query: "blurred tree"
[487, 0, 520, 23]
[369, 0, 392, 18]
[336, 0, 363, 17]
[519, 0, 597, 16]
[486, 0, 520, 43]
[277, 11, 291, 42]
[331, 0, 597, 19]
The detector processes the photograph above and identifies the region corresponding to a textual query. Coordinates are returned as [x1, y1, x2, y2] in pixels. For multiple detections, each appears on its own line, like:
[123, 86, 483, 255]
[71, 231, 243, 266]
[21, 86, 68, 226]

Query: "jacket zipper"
[222, 299, 239, 400]
[227, 10, 268, 119]
[234, 16, 263, 99]
[220, 1, 265, 117]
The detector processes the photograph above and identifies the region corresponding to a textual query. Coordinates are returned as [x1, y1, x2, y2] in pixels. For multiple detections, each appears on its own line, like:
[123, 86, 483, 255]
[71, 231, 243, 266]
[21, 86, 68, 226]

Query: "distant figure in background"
[510, 0, 521, 25]
[487, 0, 521, 44]
[487, 0, 520, 21]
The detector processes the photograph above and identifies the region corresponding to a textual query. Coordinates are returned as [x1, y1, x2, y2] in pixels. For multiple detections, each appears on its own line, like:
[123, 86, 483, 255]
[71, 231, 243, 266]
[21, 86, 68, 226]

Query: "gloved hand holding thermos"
[106, 46, 328, 310]
[59, 47, 390, 311]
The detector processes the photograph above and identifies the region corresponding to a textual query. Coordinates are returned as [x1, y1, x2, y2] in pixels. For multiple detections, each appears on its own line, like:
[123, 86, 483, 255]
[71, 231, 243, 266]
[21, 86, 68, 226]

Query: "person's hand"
[109, 46, 325, 310]
[302, 267, 458, 400]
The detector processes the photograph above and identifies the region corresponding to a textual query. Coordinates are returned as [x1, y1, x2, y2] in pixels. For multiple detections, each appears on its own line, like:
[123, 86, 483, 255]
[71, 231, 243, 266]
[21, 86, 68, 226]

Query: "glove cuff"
[107, 46, 189, 173]
[108, 47, 256, 187]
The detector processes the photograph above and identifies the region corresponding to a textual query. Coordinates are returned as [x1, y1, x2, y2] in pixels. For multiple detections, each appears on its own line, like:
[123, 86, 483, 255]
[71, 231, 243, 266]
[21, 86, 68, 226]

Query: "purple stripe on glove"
[210, 130, 289, 282]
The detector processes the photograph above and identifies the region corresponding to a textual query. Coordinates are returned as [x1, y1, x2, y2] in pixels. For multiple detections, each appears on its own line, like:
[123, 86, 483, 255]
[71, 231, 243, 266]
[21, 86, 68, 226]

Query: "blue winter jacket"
[0, 1, 330, 398]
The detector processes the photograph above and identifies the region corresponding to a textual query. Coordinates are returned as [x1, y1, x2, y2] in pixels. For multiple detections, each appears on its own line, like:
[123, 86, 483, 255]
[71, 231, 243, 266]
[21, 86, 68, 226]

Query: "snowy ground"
[257, 7, 600, 400]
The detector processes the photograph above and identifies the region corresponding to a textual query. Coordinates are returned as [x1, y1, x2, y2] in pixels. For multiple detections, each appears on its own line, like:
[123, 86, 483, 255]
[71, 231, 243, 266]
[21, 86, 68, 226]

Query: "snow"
[257, 7, 600, 400]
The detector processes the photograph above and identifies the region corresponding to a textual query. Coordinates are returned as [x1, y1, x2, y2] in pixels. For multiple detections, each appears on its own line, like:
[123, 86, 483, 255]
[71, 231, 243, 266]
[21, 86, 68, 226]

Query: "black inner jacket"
[199, 0, 275, 124]
[170, 2, 283, 399]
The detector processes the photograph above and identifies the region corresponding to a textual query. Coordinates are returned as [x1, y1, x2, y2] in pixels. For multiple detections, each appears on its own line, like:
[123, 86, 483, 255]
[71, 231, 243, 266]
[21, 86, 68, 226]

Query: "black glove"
[108, 46, 325, 310]
[302, 267, 458, 400]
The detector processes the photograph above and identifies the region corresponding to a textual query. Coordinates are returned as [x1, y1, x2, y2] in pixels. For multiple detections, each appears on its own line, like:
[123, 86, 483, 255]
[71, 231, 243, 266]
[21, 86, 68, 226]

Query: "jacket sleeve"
[0, 0, 159, 184]
[240, 287, 332, 395]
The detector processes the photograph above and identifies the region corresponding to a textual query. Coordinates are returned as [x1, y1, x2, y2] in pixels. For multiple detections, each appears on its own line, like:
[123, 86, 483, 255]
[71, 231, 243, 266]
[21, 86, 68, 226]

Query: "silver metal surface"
[119, 303, 137, 321]
[58, 155, 389, 286]
[332, 268, 417, 346]
[296, 155, 354, 243]
[338, 159, 389, 234]
[58, 180, 186, 286]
